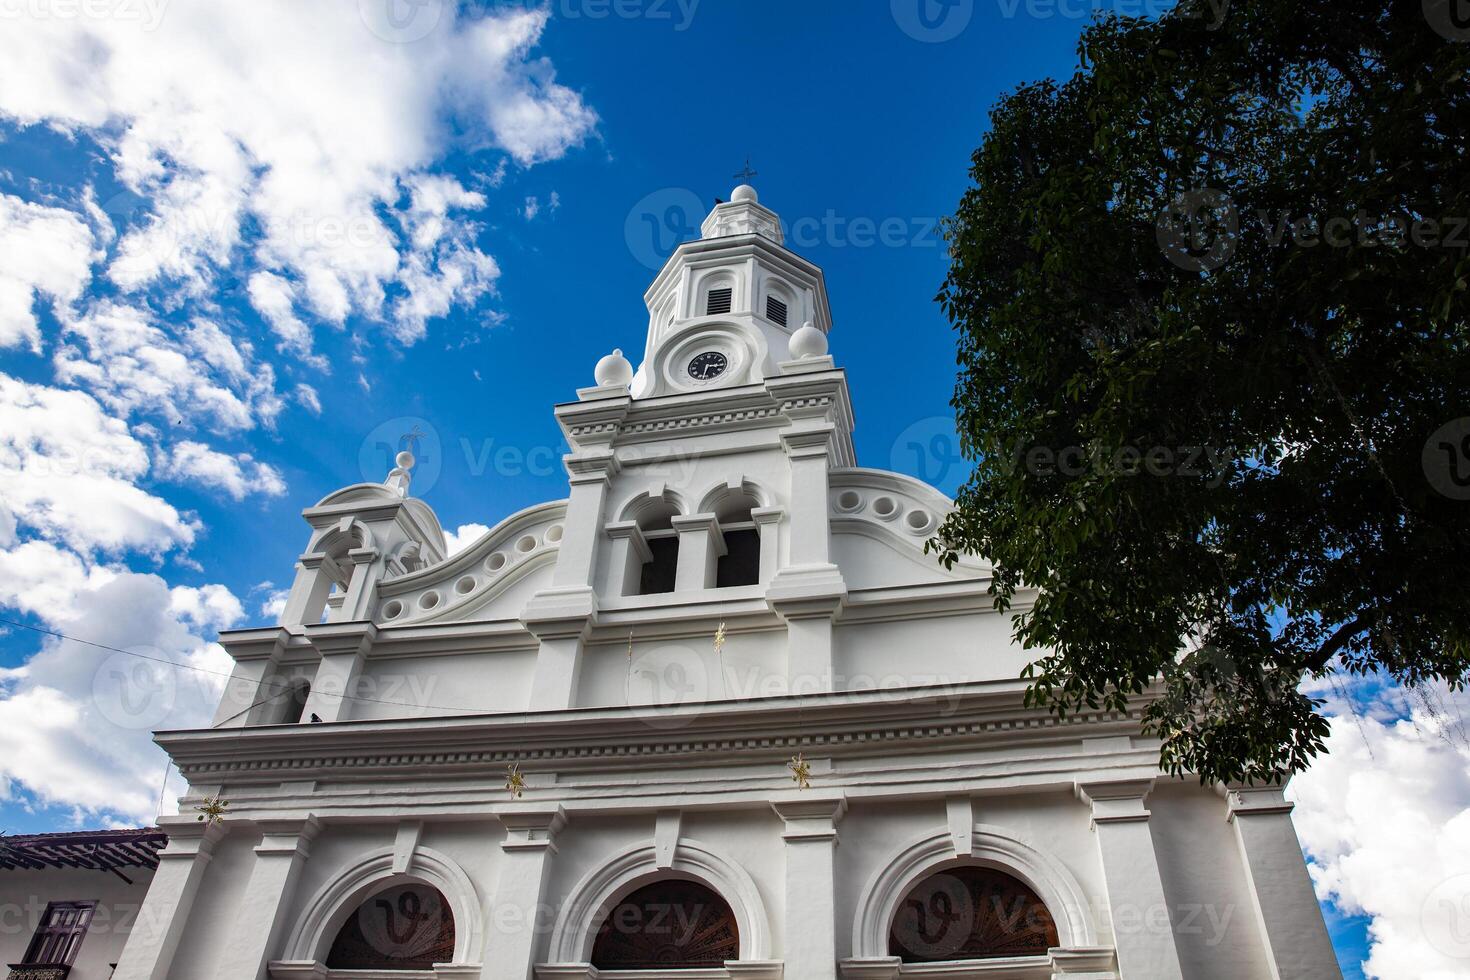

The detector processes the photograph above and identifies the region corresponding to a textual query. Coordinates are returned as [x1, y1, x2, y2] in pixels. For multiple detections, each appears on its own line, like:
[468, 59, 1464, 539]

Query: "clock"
[687, 351, 729, 381]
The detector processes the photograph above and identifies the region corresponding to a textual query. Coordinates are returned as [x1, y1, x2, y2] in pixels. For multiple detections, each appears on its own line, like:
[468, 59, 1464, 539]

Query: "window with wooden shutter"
[21, 900, 96, 967]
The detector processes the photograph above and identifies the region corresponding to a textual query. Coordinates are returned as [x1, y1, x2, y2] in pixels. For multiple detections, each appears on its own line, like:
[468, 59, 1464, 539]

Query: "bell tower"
[626, 184, 834, 399]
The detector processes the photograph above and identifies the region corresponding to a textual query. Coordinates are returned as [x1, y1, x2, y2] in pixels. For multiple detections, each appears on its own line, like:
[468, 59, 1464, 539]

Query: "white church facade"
[103, 185, 1339, 980]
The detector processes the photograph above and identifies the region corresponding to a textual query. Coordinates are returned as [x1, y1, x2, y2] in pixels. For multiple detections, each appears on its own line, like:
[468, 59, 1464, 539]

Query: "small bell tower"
[630, 184, 834, 399]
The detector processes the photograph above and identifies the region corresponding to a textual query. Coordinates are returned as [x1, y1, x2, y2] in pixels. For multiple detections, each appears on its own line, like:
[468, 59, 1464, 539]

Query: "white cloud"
[443, 523, 490, 556]
[0, 0, 597, 832]
[155, 440, 287, 501]
[247, 270, 317, 360]
[169, 583, 246, 633]
[391, 174, 499, 341]
[258, 589, 289, 621]
[0, 2, 593, 343]
[0, 540, 113, 626]
[55, 303, 285, 434]
[0, 192, 97, 351]
[1290, 685, 1470, 979]
[0, 548, 239, 823]
[0, 373, 197, 556]
[524, 196, 541, 221]
[295, 382, 322, 415]
[455, 13, 600, 165]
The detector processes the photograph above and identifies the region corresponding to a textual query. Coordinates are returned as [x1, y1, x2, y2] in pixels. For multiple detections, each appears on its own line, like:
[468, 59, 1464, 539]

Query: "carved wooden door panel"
[591, 879, 740, 970]
[325, 882, 456, 970]
[889, 866, 1059, 962]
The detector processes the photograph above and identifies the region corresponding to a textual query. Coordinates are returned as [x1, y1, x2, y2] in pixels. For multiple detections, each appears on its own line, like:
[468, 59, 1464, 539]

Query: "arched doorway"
[888, 865, 1059, 962]
[590, 878, 740, 970]
[325, 881, 456, 970]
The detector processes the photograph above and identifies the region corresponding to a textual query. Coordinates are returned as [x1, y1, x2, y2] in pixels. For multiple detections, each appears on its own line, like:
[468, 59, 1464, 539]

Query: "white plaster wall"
[540, 812, 652, 963]
[0, 866, 156, 980]
[833, 613, 1029, 690]
[270, 821, 503, 964]
[833, 792, 1105, 959]
[164, 830, 259, 980]
[1148, 780, 1274, 978]
[603, 444, 791, 533]
[441, 556, 557, 624]
[577, 631, 787, 708]
[114, 787, 1290, 980]
[282, 824, 396, 946]
[832, 532, 956, 589]
[678, 807, 787, 958]
[350, 649, 538, 721]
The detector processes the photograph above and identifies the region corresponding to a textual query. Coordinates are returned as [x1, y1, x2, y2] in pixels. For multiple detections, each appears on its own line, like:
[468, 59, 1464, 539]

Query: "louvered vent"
[706, 288, 733, 315]
[766, 296, 788, 327]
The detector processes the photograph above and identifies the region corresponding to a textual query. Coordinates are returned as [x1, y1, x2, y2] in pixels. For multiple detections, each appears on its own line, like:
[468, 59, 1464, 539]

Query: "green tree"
[936, 0, 1470, 784]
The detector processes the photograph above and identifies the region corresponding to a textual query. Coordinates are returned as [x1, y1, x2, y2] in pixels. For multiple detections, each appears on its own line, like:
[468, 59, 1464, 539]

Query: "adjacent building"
[1, 828, 165, 980]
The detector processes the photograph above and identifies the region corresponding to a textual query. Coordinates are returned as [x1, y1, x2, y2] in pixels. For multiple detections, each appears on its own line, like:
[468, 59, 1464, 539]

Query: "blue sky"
[0, 3, 1464, 976]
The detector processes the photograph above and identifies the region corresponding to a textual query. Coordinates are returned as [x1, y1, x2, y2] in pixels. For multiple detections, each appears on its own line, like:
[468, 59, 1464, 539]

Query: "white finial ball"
[790, 321, 828, 359]
[594, 348, 634, 387]
[396, 450, 415, 470]
[731, 184, 758, 204]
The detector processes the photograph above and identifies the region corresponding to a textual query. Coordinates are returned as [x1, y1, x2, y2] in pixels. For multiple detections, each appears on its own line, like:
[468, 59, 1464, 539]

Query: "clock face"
[687, 351, 729, 381]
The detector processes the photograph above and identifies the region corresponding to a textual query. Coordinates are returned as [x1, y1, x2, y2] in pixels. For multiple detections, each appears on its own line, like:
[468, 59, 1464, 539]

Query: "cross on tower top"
[733, 157, 758, 182]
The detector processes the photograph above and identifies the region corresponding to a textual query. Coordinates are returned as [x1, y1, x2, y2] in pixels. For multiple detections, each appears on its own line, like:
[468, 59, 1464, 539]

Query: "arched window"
[282, 680, 310, 724]
[695, 274, 737, 319]
[888, 866, 1059, 963]
[627, 496, 681, 596]
[762, 278, 798, 330]
[325, 882, 456, 971]
[591, 879, 739, 970]
[712, 490, 761, 588]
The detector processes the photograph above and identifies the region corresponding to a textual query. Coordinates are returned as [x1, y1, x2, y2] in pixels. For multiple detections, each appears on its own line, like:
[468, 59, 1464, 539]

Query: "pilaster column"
[551, 450, 620, 590]
[214, 818, 321, 980]
[523, 449, 617, 710]
[768, 427, 845, 694]
[772, 794, 847, 980]
[280, 554, 337, 628]
[604, 521, 651, 597]
[113, 820, 225, 980]
[521, 590, 597, 710]
[301, 621, 377, 723]
[779, 427, 836, 567]
[1221, 784, 1338, 979]
[672, 513, 725, 592]
[334, 547, 380, 622]
[767, 590, 843, 694]
[211, 628, 288, 727]
[1075, 780, 1183, 980]
[751, 507, 782, 583]
[484, 806, 567, 980]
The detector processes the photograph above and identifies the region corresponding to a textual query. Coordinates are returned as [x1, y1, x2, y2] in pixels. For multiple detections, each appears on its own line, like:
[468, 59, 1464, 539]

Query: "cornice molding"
[158, 681, 1151, 785]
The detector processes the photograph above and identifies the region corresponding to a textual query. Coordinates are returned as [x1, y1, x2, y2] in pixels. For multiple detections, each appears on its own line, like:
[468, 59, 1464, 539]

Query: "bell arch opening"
[887, 864, 1059, 963]
[324, 880, 456, 971]
[701, 481, 767, 589]
[620, 492, 685, 596]
[590, 877, 740, 971]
